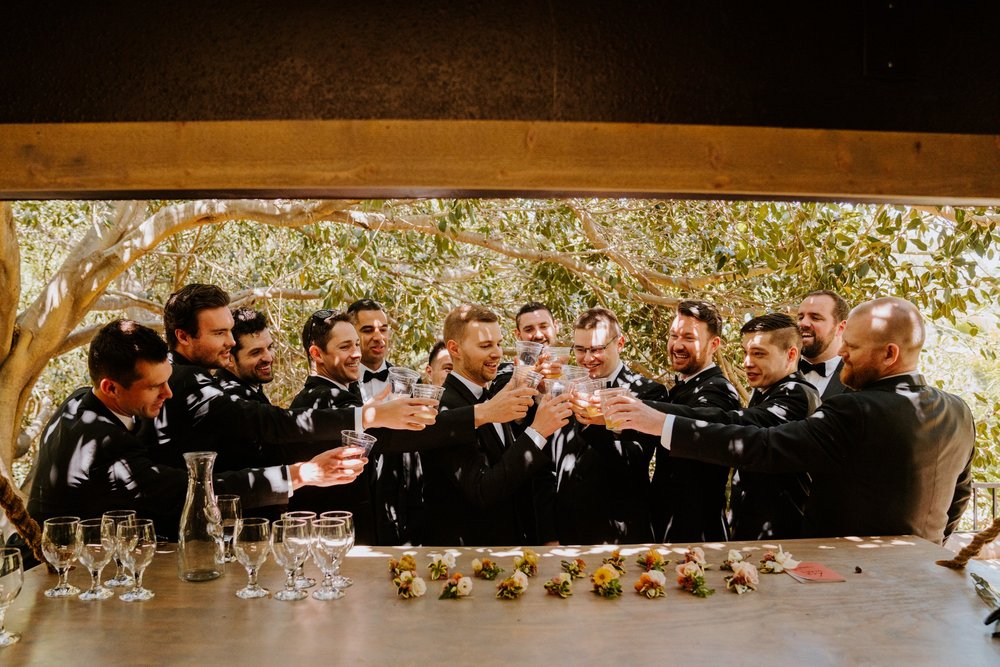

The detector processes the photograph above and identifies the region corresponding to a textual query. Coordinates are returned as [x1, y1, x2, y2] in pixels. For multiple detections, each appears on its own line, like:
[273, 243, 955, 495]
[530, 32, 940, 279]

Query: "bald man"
[607, 297, 975, 544]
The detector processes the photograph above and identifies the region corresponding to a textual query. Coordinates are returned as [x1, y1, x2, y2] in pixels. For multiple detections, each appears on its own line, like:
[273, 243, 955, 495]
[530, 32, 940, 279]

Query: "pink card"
[786, 562, 847, 583]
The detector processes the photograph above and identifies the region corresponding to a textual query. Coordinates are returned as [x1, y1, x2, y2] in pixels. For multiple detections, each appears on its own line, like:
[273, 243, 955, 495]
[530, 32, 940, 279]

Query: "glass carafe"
[177, 451, 224, 581]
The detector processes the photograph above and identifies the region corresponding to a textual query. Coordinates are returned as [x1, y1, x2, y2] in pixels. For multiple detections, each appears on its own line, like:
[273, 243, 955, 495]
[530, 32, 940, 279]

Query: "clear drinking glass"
[310, 518, 350, 601]
[41, 516, 81, 598]
[102, 510, 137, 587]
[514, 340, 543, 366]
[597, 386, 630, 434]
[282, 511, 317, 589]
[0, 548, 23, 647]
[387, 367, 420, 398]
[340, 430, 378, 457]
[270, 518, 310, 601]
[234, 518, 270, 599]
[76, 517, 115, 601]
[319, 510, 355, 588]
[217, 494, 242, 564]
[118, 518, 156, 602]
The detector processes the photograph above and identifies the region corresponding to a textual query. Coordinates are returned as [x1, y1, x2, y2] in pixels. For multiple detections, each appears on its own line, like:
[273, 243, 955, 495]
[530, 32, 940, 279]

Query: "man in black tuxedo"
[563, 308, 666, 544]
[797, 290, 850, 400]
[423, 340, 453, 387]
[648, 300, 741, 543]
[420, 304, 574, 546]
[638, 313, 820, 540]
[28, 320, 367, 539]
[607, 297, 975, 545]
[216, 307, 275, 406]
[143, 285, 438, 472]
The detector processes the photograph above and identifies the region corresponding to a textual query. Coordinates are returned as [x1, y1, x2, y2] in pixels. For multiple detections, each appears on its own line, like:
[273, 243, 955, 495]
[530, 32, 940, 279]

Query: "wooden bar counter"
[6, 537, 999, 665]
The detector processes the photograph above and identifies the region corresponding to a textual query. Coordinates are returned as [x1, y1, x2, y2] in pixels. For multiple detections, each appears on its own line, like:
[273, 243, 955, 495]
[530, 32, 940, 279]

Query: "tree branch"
[0, 202, 19, 363]
[230, 287, 323, 307]
[94, 290, 164, 314]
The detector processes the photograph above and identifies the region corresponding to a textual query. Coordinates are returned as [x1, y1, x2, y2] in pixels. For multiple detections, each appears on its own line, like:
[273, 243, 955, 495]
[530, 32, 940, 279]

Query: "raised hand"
[292, 446, 368, 488]
[362, 396, 439, 430]
[475, 382, 537, 427]
[603, 395, 668, 435]
[570, 390, 605, 426]
[529, 393, 574, 438]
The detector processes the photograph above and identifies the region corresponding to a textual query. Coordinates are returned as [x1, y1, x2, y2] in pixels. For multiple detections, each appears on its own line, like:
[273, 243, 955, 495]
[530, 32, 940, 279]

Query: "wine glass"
[319, 510, 355, 588]
[283, 510, 317, 588]
[76, 517, 115, 601]
[270, 518, 310, 601]
[118, 518, 156, 602]
[234, 518, 270, 599]
[310, 518, 350, 601]
[217, 495, 242, 564]
[41, 516, 81, 598]
[102, 510, 136, 587]
[0, 548, 23, 646]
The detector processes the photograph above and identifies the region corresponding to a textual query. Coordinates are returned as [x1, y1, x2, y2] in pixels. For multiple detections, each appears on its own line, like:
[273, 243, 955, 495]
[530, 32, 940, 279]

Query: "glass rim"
[0, 546, 23, 558]
[341, 429, 377, 443]
[387, 366, 420, 379]
[78, 517, 112, 526]
[236, 517, 270, 526]
[215, 494, 241, 501]
[272, 517, 308, 527]
[319, 510, 354, 519]
[43, 516, 81, 525]
[101, 509, 137, 518]
[311, 517, 347, 527]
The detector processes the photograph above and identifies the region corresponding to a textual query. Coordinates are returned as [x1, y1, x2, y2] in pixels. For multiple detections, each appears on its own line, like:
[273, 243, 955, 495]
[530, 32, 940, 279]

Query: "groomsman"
[424, 341, 453, 387]
[565, 308, 666, 544]
[649, 300, 741, 543]
[797, 290, 850, 399]
[607, 297, 975, 544]
[514, 301, 559, 346]
[420, 304, 573, 546]
[217, 307, 275, 405]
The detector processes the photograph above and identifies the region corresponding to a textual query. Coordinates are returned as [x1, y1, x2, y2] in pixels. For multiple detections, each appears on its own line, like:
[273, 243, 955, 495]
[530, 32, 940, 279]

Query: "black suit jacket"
[668, 373, 975, 544]
[800, 357, 848, 401]
[558, 365, 665, 544]
[28, 388, 291, 539]
[649, 365, 741, 543]
[647, 372, 820, 540]
[420, 372, 554, 546]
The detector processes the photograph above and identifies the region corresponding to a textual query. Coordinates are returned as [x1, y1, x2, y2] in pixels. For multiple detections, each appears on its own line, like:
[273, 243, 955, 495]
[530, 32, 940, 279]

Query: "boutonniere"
[602, 549, 626, 576]
[725, 561, 759, 595]
[682, 546, 711, 569]
[388, 554, 417, 578]
[393, 570, 427, 599]
[635, 548, 669, 573]
[634, 570, 668, 599]
[721, 549, 747, 571]
[675, 561, 715, 598]
[544, 572, 573, 598]
[428, 552, 457, 581]
[513, 548, 540, 577]
[439, 572, 473, 600]
[591, 564, 623, 599]
[560, 558, 587, 579]
[758, 546, 799, 574]
[496, 570, 530, 600]
[471, 557, 504, 580]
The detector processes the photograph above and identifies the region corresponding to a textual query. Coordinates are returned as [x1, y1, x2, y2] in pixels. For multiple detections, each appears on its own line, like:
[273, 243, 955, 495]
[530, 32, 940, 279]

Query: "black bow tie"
[799, 359, 827, 377]
[363, 368, 390, 383]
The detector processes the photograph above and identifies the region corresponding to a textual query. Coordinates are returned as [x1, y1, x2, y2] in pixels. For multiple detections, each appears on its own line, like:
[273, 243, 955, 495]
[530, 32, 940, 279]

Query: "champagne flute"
[118, 518, 156, 602]
[76, 517, 115, 601]
[102, 510, 136, 587]
[234, 518, 270, 599]
[270, 518, 309, 601]
[216, 495, 242, 564]
[310, 518, 350, 601]
[0, 548, 23, 646]
[41, 516, 81, 598]
[282, 510, 317, 589]
[319, 510, 355, 588]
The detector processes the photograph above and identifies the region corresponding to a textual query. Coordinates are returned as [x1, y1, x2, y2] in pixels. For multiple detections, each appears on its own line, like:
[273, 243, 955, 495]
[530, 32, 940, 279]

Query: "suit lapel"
[823, 359, 846, 399]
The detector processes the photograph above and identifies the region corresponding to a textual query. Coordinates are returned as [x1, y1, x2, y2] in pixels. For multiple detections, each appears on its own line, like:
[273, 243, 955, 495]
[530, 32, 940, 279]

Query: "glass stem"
[285, 569, 296, 591]
[90, 568, 101, 592]
[134, 568, 144, 590]
[247, 567, 259, 588]
[59, 565, 70, 588]
[0, 604, 7, 633]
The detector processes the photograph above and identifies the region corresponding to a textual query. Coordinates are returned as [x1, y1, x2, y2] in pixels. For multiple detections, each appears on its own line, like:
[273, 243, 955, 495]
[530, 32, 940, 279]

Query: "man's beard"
[801, 331, 831, 359]
[841, 362, 879, 390]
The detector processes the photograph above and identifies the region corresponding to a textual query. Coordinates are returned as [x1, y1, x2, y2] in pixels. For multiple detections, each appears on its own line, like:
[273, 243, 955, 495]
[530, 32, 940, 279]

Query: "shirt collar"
[452, 370, 487, 399]
[680, 362, 717, 382]
[312, 373, 351, 392]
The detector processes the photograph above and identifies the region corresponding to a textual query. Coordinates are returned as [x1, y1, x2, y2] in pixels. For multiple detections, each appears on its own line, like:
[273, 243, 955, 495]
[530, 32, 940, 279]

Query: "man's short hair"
[443, 304, 499, 344]
[676, 300, 723, 338]
[301, 310, 352, 354]
[89, 319, 168, 387]
[803, 289, 850, 323]
[231, 308, 268, 356]
[574, 307, 622, 339]
[163, 284, 230, 349]
[428, 340, 448, 366]
[740, 312, 802, 351]
[346, 298, 386, 324]
[515, 302, 553, 329]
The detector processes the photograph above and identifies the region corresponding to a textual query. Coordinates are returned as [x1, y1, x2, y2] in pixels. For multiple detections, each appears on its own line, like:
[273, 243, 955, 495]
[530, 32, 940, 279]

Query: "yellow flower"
[592, 565, 614, 586]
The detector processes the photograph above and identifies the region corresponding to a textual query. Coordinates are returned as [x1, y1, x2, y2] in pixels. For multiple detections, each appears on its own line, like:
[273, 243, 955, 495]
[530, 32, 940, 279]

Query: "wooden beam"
[1, 120, 998, 204]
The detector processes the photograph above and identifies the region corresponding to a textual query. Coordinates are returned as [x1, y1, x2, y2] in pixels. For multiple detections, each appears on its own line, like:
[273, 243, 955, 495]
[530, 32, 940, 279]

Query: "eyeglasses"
[304, 309, 336, 350]
[573, 343, 611, 356]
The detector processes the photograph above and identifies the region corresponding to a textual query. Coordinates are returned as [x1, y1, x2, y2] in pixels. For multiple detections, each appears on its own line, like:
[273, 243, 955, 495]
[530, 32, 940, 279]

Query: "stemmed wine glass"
[217, 495, 242, 564]
[282, 511, 317, 589]
[270, 518, 310, 601]
[319, 510, 355, 588]
[41, 516, 81, 598]
[102, 510, 136, 587]
[76, 517, 115, 601]
[0, 548, 23, 646]
[118, 518, 156, 602]
[310, 518, 351, 601]
[233, 518, 270, 599]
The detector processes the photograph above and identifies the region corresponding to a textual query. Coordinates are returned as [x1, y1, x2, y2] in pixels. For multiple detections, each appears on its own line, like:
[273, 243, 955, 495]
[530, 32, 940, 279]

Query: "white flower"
[411, 577, 427, 597]
[775, 546, 799, 570]
[557, 572, 572, 584]
[676, 561, 702, 578]
[456, 577, 473, 596]
[647, 570, 667, 586]
[688, 546, 706, 565]
[512, 570, 529, 590]
[399, 570, 413, 582]
[731, 561, 759, 585]
[471, 558, 482, 571]
[443, 553, 457, 569]
[726, 549, 744, 563]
